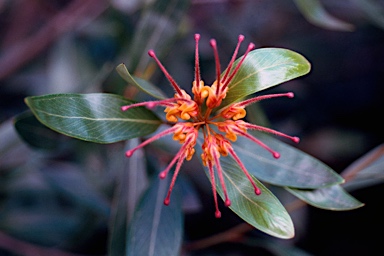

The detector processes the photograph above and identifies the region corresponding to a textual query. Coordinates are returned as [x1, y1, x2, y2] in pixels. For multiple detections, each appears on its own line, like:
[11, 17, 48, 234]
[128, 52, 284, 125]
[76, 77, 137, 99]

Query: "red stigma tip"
[287, 92, 294, 98]
[194, 33, 200, 40]
[164, 198, 170, 206]
[210, 39, 217, 47]
[121, 106, 129, 111]
[148, 50, 155, 57]
[159, 171, 167, 179]
[292, 137, 300, 143]
[273, 152, 280, 159]
[225, 199, 231, 207]
[215, 211, 221, 218]
[255, 188, 261, 195]
[238, 34, 245, 42]
[125, 150, 134, 157]
[248, 43, 255, 51]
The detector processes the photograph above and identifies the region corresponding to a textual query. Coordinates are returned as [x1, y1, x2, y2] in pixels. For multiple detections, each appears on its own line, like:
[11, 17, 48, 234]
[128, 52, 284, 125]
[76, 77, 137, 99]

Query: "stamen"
[210, 39, 222, 96]
[221, 42, 255, 91]
[194, 34, 201, 89]
[221, 35, 245, 89]
[228, 147, 261, 195]
[208, 161, 221, 218]
[237, 92, 295, 108]
[233, 127, 280, 159]
[148, 50, 183, 96]
[163, 154, 185, 206]
[242, 122, 300, 143]
[121, 98, 190, 111]
[125, 126, 177, 157]
[213, 151, 231, 207]
[159, 136, 192, 179]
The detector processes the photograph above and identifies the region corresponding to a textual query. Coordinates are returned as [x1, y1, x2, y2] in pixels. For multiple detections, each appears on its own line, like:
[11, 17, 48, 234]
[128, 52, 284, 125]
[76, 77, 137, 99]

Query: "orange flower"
[122, 34, 299, 217]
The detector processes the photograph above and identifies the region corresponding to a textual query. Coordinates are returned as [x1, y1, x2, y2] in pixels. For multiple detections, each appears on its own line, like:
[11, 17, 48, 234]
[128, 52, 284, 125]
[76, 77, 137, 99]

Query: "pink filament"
[208, 161, 221, 218]
[213, 150, 231, 207]
[210, 39, 222, 96]
[163, 154, 185, 206]
[125, 126, 176, 157]
[228, 147, 261, 195]
[148, 50, 183, 96]
[221, 35, 245, 90]
[233, 127, 280, 159]
[194, 34, 201, 89]
[221, 43, 255, 91]
[242, 122, 300, 144]
[237, 92, 295, 108]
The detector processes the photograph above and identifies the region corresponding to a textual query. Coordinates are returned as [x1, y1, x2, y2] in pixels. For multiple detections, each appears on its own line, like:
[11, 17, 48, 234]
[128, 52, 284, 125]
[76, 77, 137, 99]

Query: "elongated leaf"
[126, 174, 183, 256]
[116, 63, 167, 99]
[293, 0, 354, 31]
[195, 140, 294, 239]
[342, 144, 384, 191]
[25, 93, 161, 144]
[221, 48, 311, 108]
[286, 185, 364, 210]
[229, 131, 343, 189]
[14, 111, 66, 150]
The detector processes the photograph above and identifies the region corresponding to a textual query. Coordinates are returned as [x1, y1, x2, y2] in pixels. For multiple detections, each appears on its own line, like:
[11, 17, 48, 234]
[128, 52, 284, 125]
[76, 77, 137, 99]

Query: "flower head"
[122, 34, 300, 218]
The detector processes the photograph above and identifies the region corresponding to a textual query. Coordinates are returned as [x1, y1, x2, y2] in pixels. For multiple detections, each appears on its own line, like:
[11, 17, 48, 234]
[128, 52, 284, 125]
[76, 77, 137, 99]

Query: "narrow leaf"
[126, 174, 183, 256]
[116, 63, 167, 99]
[221, 48, 311, 108]
[216, 153, 294, 239]
[342, 144, 384, 191]
[25, 93, 161, 144]
[196, 140, 294, 239]
[286, 185, 364, 210]
[14, 111, 66, 150]
[230, 131, 343, 189]
[293, 0, 354, 31]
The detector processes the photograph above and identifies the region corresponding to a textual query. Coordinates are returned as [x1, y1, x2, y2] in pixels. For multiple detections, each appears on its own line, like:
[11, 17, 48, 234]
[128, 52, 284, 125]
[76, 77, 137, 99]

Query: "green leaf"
[343, 144, 384, 191]
[286, 185, 364, 210]
[126, 174, 183, 256]
[14, 111, 66, 150]
[195, 139, 294, 239]
[230, 131, 343, 189]
[116, 63, 167, 99]
[210, 150, 294, 239]
[25, 93, 162, 144]
[221, 48, 311, 108]
[293, 0, 354, 31]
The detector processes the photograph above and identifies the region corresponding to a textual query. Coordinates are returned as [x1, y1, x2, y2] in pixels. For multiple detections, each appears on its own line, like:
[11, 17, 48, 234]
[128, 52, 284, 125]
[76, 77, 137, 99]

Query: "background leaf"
[293, 0, 354, 31]
[286, 185, 364, 210]
[25, 93, 162, 144]
[229, 131, 343, 189]
[116, 63, 167, 99]
[126, 173, 183, 256]
[14, 111, 67, 150]
[221, 48, 311, 108]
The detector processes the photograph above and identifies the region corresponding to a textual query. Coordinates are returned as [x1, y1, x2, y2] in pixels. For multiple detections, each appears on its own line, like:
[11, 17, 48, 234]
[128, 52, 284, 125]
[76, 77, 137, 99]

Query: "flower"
[122, 34, 299, 218]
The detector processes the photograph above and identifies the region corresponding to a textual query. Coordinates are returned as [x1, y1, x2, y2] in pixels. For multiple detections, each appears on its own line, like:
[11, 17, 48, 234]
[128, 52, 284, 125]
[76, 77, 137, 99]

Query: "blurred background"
[0, 0, 384, 255]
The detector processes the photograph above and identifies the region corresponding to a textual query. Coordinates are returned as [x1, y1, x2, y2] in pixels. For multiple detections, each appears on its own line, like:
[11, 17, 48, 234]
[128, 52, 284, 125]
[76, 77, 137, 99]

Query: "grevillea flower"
[122, 34, 300, 218]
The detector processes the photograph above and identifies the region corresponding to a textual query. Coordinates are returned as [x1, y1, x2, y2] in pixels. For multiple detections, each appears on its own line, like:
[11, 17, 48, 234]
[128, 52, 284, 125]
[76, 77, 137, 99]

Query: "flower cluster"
[122, 34, 299, 218]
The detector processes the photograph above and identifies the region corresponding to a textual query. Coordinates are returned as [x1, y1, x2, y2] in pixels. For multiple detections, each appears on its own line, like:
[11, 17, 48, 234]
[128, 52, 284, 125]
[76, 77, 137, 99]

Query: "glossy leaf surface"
[221, 48, 311, 108]
[196, 140, 294, 239]
[25, 93, 161, 144]
[116, 63, 167, 99]
[126, 175, 183, 256]
[229, 131, 343, 188]
[286, 185, 364, 210]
